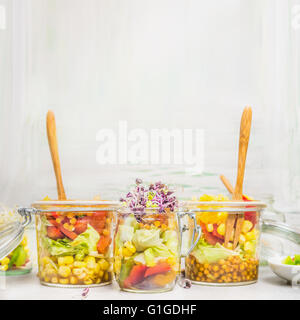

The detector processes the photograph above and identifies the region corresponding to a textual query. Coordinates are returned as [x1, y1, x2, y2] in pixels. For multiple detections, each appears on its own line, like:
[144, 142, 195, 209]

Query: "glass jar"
[184, 200, 266, 286]
[114, 208, 200, 293]
[21, 201, 118, 287]
[0, 207, 32, 276]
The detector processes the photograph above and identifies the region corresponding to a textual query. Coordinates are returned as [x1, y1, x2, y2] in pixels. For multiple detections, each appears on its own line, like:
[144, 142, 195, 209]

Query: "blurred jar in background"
[0, 206, 32, 275]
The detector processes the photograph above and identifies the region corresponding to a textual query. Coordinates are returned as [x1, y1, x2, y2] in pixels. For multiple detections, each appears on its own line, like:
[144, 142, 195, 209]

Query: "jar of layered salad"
[0, 206, 32, 276]
[114, 180, 200, 293]
[185, 195, 266, 286]
[21, 200, 118, 287]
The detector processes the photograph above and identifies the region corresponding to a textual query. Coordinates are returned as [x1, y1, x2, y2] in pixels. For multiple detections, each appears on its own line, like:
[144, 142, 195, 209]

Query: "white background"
[0, 0, 299, 210]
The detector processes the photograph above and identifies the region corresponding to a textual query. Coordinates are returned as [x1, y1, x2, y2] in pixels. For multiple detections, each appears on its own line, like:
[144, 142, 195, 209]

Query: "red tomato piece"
[123, 265, 148, 288]
[97, 236, 111, 254]
[47, 226, 64, 240]
[74, 219, 88, 234]
[144, 262, 171, 278]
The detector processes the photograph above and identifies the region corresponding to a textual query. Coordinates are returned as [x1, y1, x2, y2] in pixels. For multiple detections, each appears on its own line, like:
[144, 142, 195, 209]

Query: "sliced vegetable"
[47, 226, 64, 240]
[282, 255, 300, 266]
[15, 246, 27, 267]
[8, 246, 21, 269]
[74, 219, 88, 234]
[144, 262, 171, 278]
[119, 259, 134, 285]
[152, 270, 177, 287]
[123, 264, 147, 288]
[97, 236, 111, 254]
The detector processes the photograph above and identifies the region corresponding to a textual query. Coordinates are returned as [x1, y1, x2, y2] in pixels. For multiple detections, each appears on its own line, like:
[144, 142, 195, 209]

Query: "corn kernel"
[45, 267, 57, 277]
[242, 220, 253, 234]
[84, 256, 96, 264]
[206, 224, 214, 232]
[58, 266, 71, 278]
[246, 230, 256, 241]
[154, 221, 161, 227]
[239, 234, 246, 244]
[0, 265, 8, 271]
[42, 256, 51, 265]
[64, 256, 74, 265]
[63, 223, 70, 230]
[217, 223, 226, 236]
[84, 278, 93, 285]
[59, 278, 69, 285]
[70, 218, 77, 225]
[44, 276, 51, 282]
[98, 270, 104, 277]
[74, 261, 86, 268]
[99, 259, 109, 271]
[58, 257, 65, 266]
[51, 277, 58, 284]
[86, 260, 97, 270]
[56, 217, 63, 224]
[102, 229, 109, 236]
[244, 241, 255, 253]
[122, 247, 133, 257]
[21, 236, 27, 246]
[70, 276, 78, 285]
[166, 257, 176, 266]
[77, 272, 87, 280]
[67, 213, 74, 219]
[0, 257, 10, 265]
[124, 242, 136, 254]
[72, 268, 85, 276]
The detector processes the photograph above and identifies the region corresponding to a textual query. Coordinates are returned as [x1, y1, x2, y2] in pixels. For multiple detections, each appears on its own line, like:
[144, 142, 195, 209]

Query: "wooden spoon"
[46, 110, 67, 200]
[224, 107, 252, 249]
[220, 175, 234, 195]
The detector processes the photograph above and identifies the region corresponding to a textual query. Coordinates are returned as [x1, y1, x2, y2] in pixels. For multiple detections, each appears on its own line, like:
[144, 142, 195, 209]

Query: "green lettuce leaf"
[44, 225, 99, 258]
[162, 230, 179, 255]
[71, 225, 100, 253]
[117, 225, 135, 243]
[144, 245, 174, 267]
[191, 244, 239, 264]
[132, 228, 162, 251]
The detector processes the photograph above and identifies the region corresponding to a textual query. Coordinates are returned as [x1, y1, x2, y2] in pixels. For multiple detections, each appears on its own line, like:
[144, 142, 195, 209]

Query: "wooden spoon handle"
[220, 175, 234, 195]
[233, 106, 252, 200]
[46, 111, 66, 200]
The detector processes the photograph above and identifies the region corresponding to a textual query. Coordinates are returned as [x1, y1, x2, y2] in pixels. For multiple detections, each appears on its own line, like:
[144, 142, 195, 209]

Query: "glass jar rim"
[31, 200, 121, 213]
[180, 200, 266, 213]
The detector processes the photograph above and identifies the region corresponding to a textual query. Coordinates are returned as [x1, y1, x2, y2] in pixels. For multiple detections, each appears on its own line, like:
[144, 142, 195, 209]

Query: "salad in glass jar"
[32, 200, 115, 287]
[185, 195, 264, 285]
[0, 207, 31, 276]
[114, 180, 180, 293]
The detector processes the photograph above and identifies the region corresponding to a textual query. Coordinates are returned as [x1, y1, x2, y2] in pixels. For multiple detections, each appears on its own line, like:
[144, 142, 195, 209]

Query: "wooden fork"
[224, 106, 252, 249]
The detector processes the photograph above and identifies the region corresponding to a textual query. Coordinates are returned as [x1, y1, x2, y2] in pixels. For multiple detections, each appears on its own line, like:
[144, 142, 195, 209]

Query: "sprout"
[121, 179, 178, 221]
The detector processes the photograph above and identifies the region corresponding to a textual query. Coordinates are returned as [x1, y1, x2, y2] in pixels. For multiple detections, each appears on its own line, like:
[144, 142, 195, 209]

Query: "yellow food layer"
[39, 255, 112, 285]
[194, 194, 229, 225]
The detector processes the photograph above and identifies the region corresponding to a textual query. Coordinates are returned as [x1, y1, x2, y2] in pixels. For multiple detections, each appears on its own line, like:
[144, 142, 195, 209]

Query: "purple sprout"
[121, 179, 178, 221]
